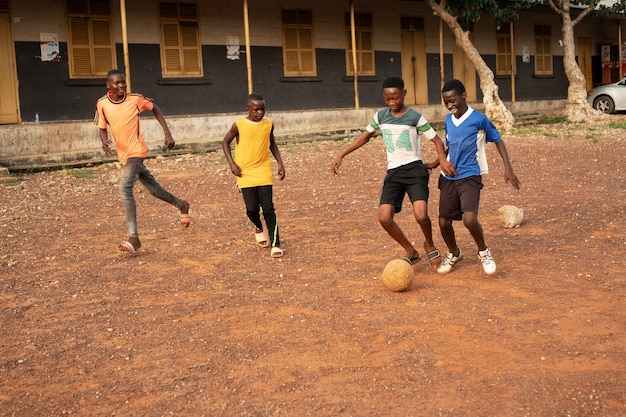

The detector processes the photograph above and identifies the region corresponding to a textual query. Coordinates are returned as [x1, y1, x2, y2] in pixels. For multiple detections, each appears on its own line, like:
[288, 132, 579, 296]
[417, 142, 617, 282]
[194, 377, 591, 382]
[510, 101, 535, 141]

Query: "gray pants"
[120, 157, 183, 237]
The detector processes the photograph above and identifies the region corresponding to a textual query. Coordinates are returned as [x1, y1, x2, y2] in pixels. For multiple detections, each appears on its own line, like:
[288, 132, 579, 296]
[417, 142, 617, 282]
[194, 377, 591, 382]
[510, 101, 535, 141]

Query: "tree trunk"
[551, 1, 603, 121]
[426, 0, 515, 133]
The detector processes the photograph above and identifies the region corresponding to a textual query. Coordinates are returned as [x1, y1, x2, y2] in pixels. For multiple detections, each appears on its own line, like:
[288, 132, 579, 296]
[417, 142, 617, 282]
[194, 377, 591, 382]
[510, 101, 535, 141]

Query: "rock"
[499, 205, 524, 228]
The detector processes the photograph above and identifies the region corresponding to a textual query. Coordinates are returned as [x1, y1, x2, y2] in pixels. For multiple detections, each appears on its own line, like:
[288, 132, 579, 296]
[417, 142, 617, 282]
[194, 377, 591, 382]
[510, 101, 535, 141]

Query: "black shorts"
[438, 175, 483, 221]
[380, 160, 430, 213]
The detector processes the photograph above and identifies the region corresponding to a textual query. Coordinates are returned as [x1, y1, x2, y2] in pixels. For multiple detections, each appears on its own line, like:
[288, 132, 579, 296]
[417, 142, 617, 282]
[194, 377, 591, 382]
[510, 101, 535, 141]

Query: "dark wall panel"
[14, 41, 571, 123]
[15, 42, 106, 122]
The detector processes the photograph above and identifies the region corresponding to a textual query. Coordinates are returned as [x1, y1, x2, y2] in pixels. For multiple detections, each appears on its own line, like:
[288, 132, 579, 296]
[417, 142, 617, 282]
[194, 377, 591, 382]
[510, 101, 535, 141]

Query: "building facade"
[0, 0, 621, 125]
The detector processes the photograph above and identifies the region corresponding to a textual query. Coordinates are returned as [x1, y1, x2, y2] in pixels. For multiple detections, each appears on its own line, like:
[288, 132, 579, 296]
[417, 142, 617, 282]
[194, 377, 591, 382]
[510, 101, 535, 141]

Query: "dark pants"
[241, 185, 280, 247]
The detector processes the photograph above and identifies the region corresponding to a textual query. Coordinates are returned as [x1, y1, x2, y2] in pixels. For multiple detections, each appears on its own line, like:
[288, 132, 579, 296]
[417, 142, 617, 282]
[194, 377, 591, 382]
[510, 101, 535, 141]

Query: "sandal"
[180, 213, 191, 228]
[424, 243, 442, 267]
[270, 246, 284, 258]
[255, 230, 269, 248]
[118, 241, 137, 254]
[401, 255, 420, 265]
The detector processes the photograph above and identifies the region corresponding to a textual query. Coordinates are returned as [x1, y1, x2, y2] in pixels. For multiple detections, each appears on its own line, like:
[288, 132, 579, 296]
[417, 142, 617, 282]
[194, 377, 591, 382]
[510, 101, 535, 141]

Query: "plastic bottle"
[35, 113, 40, 125]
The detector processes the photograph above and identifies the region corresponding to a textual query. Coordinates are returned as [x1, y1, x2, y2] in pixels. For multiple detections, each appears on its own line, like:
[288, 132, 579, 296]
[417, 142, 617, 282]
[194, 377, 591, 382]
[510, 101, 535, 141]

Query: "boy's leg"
[403, 164, 437, 255]
[438, 216, 459, 255]
[436, 175, 465, 273]
[379, 204, 419, 262]
[119, 158, 143, 249]
[136, 161, 189, 213]
[462, 211, 487, 251]
[457, 177, 496, 274]
[456, 176, 486, 251]
[411, 200, 441, 266]
[380, 166, 419, 262]
[240, 187, 264, 232]
[437, 175, 463, 256]
[257, 185, 279, 247]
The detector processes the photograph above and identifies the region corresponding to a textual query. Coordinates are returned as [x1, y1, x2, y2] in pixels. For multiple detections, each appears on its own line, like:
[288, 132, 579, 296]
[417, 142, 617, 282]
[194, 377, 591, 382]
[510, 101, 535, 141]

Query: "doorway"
[453, 37, 477, 102]
[0, 13, 20, 124]
[401, 17, 427, 105]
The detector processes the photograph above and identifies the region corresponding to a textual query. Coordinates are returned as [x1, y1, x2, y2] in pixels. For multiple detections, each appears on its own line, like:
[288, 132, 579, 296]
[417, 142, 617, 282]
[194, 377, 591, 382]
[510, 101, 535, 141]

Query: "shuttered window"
[535, 25, 553, 75]
[66, 0, 115, 78]
[495, 25, 512, 76]
[282, 10, 316, 77]
[159, 2, 202, 77]
[345, 13, 375, 76]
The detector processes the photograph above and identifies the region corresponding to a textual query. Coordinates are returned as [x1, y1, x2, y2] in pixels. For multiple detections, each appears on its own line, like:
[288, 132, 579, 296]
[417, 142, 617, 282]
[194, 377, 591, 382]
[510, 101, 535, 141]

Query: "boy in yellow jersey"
[222, 94, 286, 257]
[95, 69, 190, 254]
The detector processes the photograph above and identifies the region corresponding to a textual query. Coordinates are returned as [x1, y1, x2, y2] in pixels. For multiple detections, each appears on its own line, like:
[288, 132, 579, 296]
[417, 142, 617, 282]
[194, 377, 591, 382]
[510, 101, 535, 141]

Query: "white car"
[587, 77, 626, 113]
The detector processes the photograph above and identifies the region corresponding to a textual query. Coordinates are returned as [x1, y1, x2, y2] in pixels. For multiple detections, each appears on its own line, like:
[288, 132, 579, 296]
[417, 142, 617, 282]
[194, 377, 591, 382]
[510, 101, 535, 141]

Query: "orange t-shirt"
[95, 92, 153, 165]
[233, 117, 273, 188]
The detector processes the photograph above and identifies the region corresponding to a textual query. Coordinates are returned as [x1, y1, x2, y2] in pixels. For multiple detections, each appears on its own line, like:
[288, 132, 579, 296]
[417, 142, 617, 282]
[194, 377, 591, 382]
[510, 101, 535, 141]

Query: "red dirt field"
[1, 118, 625, 416]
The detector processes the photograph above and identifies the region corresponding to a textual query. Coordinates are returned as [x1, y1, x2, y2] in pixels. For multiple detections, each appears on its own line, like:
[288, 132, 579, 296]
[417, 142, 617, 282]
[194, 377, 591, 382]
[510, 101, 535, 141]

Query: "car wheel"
[593, 95, 615, 113]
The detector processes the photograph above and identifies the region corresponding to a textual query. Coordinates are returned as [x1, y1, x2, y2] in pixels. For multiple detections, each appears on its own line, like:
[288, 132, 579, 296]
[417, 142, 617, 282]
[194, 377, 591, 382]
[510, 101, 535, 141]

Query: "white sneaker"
[437, 250, 463, 274]
[478, 248, 497, 274]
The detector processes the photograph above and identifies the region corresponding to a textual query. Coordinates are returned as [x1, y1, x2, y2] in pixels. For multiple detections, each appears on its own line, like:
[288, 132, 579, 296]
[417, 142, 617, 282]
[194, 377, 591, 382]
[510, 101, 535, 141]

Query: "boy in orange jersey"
[95, 69, 190, 254]
[222, 94, 286, 258]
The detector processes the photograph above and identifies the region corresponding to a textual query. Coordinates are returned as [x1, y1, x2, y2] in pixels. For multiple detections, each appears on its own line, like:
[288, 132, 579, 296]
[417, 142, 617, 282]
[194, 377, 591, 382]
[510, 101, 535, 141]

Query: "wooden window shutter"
[69, 17, 92, 76]
[159, 2, 202, 77]
[345, 13, 375, 76]
[67, 0, 114, 78]
[282, 10, 316, 76]
[92, 19, 115, 73]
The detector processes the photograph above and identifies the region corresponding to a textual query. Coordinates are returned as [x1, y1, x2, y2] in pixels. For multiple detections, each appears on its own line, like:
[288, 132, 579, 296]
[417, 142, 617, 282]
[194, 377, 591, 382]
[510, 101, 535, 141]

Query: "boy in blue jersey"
[331, 77, 454, 267]
[437, 79, 521, 275]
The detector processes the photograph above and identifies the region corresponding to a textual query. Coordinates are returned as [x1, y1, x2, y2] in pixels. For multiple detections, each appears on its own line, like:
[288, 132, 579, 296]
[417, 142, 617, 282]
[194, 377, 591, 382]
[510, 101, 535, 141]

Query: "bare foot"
[403, 248, 420, 264]
[128, 236, 141, 250]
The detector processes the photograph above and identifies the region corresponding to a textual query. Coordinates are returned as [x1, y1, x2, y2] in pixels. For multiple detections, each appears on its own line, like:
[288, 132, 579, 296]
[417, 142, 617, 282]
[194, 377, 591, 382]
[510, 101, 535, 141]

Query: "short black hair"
[247, 93, 264, 103]
[442, 79, 466, 95]
[382, 77, 404, 90]
[107, 69, 124, 79]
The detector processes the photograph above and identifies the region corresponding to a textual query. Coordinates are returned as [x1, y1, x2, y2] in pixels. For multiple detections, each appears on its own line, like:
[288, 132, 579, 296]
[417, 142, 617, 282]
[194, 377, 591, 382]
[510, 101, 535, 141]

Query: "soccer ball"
[381, 259, 414, 292]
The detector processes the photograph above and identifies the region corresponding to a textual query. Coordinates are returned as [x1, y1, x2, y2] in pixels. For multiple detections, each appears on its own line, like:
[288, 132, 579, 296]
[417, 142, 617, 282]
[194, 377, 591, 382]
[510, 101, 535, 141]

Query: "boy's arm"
[151, 103, 175, 150]
[429, 135, 457, 176]
[99, 128, 114, 156]
[331, 130, 374, 176]
[222, 122, 241, 177]
[495, 140, 521, 190]
[269, 126, 285, 181]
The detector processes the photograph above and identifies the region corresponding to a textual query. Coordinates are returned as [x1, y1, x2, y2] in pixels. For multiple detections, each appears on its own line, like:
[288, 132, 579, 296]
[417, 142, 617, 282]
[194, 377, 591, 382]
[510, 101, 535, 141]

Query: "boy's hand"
[163, 132, 175, 150]
[439, 160, 457, 177]
[229, 162, 242, 177]
[331, 156, 343, 176]
[277, 164, 285, 181]
[100, 137, 114, 156]
[504, 169, 521, 190]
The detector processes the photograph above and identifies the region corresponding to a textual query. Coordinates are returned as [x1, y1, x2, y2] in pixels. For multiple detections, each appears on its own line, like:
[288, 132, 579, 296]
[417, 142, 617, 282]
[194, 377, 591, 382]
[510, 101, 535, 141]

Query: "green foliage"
[537, 113, 569, 124]
[609, 120, 626, 129]
[444, 0, 532, 29]
[440, 0, 626, 29]
[66, 169, 96, 179]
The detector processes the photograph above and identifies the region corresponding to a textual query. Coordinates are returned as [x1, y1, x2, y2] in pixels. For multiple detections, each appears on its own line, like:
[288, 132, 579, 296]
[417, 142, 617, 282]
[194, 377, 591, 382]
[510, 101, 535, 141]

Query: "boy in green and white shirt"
[331, 77, 455, 267]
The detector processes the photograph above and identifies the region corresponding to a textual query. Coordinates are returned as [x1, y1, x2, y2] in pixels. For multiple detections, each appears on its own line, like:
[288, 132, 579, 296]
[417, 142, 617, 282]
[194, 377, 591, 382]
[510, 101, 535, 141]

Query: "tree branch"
[572, 2, 597, 26]
[545, 0, 565, 17]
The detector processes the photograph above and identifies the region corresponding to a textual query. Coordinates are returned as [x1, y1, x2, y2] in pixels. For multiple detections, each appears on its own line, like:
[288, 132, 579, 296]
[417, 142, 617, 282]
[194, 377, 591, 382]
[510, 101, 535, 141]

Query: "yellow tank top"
[234, 117, 273, 188]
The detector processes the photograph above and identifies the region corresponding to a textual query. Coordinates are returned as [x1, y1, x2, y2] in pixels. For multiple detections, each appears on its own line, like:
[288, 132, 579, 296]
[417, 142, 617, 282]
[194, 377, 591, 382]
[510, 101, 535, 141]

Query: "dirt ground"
[1, 116, 625, 417]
